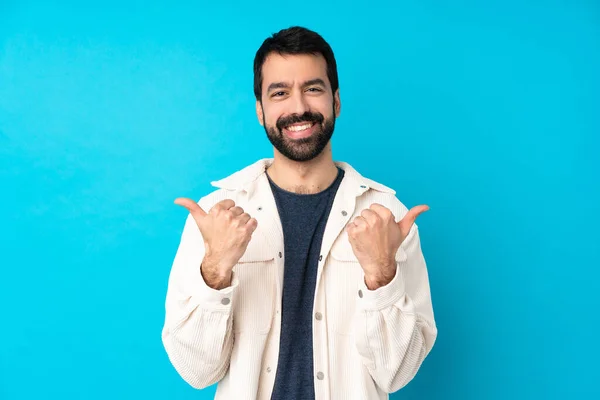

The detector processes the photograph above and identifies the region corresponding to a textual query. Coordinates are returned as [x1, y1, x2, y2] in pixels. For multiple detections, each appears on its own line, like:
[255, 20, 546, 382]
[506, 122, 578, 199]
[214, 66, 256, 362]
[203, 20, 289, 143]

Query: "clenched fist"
[346, 203, 429, 290]
[175, 198, 258, 290]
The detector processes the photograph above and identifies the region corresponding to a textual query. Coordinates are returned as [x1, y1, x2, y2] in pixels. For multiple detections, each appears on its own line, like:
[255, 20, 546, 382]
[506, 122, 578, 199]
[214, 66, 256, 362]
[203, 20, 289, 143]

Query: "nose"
[290, 90, 309, 115]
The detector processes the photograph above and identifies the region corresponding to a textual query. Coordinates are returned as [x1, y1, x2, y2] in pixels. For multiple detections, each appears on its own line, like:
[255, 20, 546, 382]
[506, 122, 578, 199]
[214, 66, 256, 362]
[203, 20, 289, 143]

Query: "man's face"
[256, 53, 341, 162]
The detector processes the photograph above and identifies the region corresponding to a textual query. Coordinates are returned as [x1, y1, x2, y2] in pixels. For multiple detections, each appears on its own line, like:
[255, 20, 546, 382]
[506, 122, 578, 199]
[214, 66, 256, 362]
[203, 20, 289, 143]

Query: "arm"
[354, 224, 437, 392]
[161, 212, 239, 389]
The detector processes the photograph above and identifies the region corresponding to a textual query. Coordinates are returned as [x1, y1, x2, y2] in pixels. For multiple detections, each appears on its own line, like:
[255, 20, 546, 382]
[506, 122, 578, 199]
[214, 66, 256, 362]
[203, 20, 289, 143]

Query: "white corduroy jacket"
[161, 158, 437, 400]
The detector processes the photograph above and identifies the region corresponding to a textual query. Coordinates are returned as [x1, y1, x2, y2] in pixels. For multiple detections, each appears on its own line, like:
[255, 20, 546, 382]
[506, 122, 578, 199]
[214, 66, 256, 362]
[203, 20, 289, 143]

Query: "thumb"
[174, 197, 207, 223]
[398, 205, 429, 234]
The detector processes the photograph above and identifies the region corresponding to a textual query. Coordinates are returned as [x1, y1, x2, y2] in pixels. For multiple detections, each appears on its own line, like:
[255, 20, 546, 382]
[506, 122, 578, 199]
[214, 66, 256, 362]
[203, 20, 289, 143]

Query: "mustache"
[276, 111, 324, 131]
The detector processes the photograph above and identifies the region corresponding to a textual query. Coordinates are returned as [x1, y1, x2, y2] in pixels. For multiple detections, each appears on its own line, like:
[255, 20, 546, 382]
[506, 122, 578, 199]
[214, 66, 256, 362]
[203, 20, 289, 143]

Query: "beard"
[262, 105, 336, 162]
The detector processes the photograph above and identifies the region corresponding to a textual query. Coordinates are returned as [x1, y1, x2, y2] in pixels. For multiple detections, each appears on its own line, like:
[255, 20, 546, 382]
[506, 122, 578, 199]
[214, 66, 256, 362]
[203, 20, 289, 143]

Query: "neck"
[267, 145, 338, 194]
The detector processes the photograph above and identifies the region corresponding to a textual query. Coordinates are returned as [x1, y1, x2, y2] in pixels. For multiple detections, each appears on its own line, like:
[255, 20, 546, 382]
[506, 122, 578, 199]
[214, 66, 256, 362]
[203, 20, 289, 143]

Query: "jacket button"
[319, 255, 323, 261]
[341, 210, 347, 216]
[278, 252, 282, 258]
[358, 290, 363, 298]
[316, 371, 324, 380]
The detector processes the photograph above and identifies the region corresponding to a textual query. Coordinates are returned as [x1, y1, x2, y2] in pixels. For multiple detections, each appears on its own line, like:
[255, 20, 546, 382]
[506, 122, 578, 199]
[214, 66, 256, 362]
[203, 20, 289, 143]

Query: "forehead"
[261, 53, 329, 89]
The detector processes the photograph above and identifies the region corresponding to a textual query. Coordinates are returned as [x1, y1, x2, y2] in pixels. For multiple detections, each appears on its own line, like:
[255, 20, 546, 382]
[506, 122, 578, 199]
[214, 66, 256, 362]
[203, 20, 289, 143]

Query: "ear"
[256, 100, 264, 126]
[334, 89, 341, 117]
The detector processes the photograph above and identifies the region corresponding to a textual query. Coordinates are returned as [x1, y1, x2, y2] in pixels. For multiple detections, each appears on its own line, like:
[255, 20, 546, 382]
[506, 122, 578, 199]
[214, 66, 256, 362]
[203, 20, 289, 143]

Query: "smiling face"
[256, 53, 341, 162]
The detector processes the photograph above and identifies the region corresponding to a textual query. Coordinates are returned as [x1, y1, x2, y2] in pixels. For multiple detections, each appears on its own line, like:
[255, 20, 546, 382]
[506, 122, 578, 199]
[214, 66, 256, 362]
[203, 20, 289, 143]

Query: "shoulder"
[351, 172, 414, 227]
[196, 188, 235, 210]
[362, 189, 412, 222]
[193, 158, 271, 209]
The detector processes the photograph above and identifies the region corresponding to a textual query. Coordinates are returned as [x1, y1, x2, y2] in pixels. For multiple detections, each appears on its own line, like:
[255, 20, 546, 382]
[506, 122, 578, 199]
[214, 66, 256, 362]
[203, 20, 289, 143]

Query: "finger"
[398, 205, 429, 231]
[353, 216, 368, 228]
[237, 212, 252, 225]
[174, 197, 207, 219]
[245, 217, 258, 233]
[345, 222, 357, 237]
[213, 199, 236, 211]
[360, 209, 380, 226]
[230, 206, 244, 217]
[405, 205, 430, 221]
[369, 203, 394, 221]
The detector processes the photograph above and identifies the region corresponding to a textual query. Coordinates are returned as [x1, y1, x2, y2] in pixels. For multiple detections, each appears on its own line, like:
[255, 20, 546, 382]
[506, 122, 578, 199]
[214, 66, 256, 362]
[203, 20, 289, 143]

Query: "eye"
[272, 91, 286, 97]
[307, 87, 323, 93]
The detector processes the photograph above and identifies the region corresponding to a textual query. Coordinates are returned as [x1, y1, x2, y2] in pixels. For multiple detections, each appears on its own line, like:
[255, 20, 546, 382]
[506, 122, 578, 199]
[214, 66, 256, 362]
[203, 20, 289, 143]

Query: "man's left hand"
[346, 203, 429, 290]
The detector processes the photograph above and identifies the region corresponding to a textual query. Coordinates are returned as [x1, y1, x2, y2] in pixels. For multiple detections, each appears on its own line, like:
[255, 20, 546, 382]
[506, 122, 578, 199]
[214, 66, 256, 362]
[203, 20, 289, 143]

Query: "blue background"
[1, 1, 599, 399]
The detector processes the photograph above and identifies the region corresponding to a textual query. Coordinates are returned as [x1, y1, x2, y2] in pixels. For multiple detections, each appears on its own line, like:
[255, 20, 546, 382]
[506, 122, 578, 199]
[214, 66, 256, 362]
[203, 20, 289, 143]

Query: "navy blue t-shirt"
[267, 167, 345, 400]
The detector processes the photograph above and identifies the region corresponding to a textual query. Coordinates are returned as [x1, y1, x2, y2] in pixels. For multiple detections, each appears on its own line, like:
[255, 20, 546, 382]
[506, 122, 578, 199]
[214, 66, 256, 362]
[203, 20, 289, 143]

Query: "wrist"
[201, 256, 233, 290]
[364, 262, 396, 290]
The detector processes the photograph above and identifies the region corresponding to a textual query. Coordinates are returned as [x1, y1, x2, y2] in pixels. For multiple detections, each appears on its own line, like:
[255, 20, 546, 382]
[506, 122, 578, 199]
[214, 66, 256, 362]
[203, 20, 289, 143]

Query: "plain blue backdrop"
[1, 1, 599, 399]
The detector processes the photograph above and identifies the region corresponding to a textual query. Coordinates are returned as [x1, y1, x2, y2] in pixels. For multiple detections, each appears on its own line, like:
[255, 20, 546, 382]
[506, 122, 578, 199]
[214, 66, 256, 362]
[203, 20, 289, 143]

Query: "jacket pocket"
[232, 232, 276, 334]
[326, 232, 364, 335]
[326, 231, 408, 334]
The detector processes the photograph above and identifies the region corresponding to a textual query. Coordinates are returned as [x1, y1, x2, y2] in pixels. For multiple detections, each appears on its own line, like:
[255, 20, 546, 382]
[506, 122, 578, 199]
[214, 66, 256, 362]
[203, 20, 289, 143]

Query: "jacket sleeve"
[161, 209, 239, 389]
[354, 223, 437, 393]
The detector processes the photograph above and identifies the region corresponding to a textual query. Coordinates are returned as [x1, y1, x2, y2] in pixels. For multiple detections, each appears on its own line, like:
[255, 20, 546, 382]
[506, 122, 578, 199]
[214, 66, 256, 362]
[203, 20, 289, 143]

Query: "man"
[161, 26, 437, 400]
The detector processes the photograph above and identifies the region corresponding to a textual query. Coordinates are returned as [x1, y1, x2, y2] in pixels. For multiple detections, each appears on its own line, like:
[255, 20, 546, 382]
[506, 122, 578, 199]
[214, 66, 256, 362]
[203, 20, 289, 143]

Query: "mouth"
[283, 122, 317, 139]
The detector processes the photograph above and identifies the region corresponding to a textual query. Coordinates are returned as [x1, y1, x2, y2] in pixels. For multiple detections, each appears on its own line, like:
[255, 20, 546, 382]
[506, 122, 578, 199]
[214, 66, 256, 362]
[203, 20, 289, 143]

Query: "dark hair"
[253, 26, 339, 101]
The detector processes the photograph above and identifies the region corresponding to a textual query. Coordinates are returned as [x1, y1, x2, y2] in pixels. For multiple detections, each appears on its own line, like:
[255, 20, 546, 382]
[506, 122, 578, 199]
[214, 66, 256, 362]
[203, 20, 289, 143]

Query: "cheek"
[311, 98, 335, 118]
[264, 113, 278, 128]
[263, 106, 285, 126]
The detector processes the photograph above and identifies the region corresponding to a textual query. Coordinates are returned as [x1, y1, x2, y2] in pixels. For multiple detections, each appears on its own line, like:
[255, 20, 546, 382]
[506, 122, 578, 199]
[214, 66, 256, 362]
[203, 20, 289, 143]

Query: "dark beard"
[263, 106, 336, 162]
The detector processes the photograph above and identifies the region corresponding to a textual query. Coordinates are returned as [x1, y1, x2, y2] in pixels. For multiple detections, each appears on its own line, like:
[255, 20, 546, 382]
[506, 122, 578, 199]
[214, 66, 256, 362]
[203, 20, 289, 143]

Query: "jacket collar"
[210, 158, 396, 197]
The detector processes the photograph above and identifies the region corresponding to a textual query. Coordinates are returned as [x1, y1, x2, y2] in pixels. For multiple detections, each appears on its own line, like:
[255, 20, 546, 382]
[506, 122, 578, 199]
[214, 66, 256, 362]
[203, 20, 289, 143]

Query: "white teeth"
[286, 123, 313, 132]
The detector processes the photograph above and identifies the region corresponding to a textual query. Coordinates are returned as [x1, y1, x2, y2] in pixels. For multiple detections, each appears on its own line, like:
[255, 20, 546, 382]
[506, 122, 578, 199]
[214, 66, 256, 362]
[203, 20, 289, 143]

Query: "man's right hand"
[174, 198, 258, 290]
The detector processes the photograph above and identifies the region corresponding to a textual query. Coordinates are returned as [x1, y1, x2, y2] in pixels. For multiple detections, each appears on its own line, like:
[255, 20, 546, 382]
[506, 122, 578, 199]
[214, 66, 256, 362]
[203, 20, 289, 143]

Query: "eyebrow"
[267, 78, 327, 93]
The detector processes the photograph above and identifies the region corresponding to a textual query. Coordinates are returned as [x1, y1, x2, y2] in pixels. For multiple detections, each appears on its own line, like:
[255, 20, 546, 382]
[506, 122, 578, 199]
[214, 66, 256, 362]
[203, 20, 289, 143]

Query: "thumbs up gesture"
[346, 203, 429, 290]
[174, 198, 258, 290]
